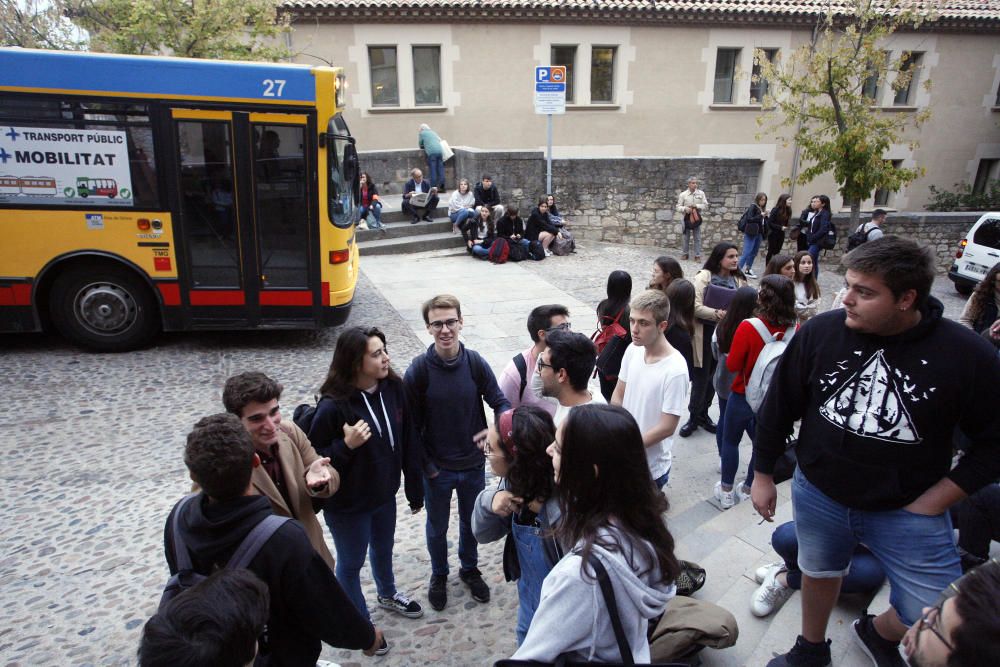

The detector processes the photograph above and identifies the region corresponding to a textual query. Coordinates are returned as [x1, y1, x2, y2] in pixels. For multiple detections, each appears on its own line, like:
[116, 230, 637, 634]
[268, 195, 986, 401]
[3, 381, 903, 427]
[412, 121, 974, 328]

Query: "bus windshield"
[327, 114, 358, 229]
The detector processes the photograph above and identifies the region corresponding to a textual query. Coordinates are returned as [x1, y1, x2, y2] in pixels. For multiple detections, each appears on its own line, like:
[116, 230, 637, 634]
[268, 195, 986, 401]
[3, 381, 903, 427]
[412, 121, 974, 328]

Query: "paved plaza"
[0, 240, 970, 667]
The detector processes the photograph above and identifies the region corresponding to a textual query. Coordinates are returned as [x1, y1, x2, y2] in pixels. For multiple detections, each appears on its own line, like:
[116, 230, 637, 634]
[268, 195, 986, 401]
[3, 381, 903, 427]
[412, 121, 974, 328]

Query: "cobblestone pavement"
[0, 241, 969, 667]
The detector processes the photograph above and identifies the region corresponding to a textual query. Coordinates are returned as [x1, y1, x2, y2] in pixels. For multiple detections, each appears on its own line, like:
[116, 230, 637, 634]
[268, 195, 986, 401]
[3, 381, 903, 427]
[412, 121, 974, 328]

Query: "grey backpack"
[160, 494, 288, 610]
[744, 318, 795, 413]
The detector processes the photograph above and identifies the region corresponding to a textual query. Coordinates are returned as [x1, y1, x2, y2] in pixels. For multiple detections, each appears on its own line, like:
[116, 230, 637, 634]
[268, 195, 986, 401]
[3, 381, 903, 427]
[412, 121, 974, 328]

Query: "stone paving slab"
[0, 238, 972, 667]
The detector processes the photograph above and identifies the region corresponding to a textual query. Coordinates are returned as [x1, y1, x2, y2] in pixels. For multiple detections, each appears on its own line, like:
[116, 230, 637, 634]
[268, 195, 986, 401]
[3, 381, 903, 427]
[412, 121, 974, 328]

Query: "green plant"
[926, 181, 1000, 211]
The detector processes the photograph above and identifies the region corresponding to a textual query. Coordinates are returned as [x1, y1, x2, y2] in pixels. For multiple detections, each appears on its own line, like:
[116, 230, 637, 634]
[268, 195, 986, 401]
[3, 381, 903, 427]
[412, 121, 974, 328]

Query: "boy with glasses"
[497, 304, 570, 415]
[404, 294, 511, 612]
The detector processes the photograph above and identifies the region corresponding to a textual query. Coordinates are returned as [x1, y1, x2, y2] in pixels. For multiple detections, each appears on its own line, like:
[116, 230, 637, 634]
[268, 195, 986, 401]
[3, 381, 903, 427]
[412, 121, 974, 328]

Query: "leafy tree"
[1, 0, 85, 50]
[67, 0, 290, 61]
[756, 0, 934, 226]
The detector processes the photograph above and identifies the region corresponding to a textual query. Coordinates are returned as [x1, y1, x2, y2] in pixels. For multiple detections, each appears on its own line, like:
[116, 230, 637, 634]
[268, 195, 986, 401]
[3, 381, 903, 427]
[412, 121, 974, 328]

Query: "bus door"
[170, 109, 316, 326]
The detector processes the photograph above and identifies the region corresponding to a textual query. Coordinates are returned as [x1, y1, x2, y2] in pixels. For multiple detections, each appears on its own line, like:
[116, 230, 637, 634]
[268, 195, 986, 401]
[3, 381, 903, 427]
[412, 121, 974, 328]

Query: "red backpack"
[591, 309, 629, 380]
[488, 238, 510, 264]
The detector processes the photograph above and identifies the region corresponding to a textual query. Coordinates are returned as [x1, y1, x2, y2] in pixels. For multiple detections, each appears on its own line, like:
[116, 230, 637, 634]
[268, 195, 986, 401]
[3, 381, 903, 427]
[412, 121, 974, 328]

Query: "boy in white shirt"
[612, 290, 690, 489]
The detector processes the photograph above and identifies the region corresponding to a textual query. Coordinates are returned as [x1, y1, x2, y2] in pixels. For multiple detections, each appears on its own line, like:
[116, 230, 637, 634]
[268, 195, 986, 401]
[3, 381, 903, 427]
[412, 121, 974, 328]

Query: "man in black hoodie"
[164, 413, 383, 666]
[751, 238, 1000, 667]
[404, 294, 511, 612]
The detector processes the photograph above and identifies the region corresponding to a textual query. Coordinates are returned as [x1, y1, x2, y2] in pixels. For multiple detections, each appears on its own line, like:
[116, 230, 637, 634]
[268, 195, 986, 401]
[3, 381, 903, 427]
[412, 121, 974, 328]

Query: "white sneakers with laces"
[714, 481, 740, 510]
[751, 562, 795, 617]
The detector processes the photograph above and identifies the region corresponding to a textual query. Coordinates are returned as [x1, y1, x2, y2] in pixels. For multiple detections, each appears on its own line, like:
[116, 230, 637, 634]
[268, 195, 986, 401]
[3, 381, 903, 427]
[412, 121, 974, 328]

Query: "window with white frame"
[413, 46, 441, 106]
[551, 45, 577, 103]
[893, 51, 923, 106]
[368, 46, 399, 107]
[591, 46, 616, 103]
[714, 48, 741, 104]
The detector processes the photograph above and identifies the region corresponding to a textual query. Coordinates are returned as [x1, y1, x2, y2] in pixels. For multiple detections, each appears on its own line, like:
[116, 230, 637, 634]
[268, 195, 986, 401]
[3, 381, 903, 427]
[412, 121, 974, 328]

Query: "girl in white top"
[448, 178, 476, 234]
[792, 251, 821, 323]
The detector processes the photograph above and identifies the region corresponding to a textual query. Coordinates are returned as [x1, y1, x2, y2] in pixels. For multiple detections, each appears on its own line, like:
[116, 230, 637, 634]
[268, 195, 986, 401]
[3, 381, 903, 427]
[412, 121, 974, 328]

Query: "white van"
[948, 212, 1000, 295]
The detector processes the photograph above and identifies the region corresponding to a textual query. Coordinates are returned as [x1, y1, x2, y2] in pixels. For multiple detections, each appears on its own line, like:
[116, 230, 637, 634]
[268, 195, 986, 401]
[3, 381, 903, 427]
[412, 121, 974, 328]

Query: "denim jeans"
[512, 519, 552, 645]
[471, 242, 493, 258]
[740, 233, 762, 272]
[424, 467, 485, 576]
[358, 202, 383, 228]
[791, 466, 961, 625]
[426, 153, 445, 188]
[720, 391, 755, 487]
[324, 499, 398, 620]
[653, 469, 670, 490]
[770, 520, 885, 594]
[450, 208, 476, 229]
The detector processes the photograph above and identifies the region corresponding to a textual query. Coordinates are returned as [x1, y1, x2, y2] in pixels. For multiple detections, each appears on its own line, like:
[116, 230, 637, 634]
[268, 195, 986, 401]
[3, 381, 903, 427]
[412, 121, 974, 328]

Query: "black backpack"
[160, 494, 289, 610]
[507, 241, 529, 262]
[846, 223, 874, 251]
[528, 240, 546, 261]
[292, 395, 330, 433]
[820, 219, 838, 250]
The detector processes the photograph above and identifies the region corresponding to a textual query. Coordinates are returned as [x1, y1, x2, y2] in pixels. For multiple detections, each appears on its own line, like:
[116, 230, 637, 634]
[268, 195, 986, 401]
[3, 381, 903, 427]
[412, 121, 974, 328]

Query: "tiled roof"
[282, 0, 1000, 29]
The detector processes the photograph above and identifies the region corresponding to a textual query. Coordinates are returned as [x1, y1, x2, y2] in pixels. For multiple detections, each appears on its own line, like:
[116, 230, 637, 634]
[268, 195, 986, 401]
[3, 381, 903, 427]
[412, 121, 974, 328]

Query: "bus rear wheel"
[50, 265, 160, 351]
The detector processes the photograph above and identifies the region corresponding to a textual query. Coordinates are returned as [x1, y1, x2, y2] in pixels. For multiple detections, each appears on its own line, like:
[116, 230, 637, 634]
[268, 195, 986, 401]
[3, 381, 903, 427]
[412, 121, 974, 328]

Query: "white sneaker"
[751, 563, 794, 617]
[745, 268, 758, 279]
[713, 481, 739, 510]
[544, 249, 553, 257]
[316, 661, 342, 667]
[754, 560, 785, 583]
[736, 480, 752, 503]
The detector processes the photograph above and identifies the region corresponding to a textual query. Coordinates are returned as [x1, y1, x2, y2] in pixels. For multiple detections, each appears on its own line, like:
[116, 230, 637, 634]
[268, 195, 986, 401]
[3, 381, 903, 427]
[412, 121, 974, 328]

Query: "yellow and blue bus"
[0, 48, 361, 350]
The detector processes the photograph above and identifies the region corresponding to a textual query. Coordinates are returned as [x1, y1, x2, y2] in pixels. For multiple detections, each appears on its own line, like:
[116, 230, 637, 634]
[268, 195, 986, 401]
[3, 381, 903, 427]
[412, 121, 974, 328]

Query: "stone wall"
[358, 146, 981, 273]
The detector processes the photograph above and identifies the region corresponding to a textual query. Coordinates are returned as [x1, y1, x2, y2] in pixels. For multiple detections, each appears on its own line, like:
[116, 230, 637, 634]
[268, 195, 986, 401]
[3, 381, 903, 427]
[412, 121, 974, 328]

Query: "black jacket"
[526, 208, 558, 240]
[497, 214, 525, 239]
[164, 494, 375, 666]
[767, 205, 790, 235]
[474, 182, 501, 208]
[754, 298, 1000, 510]
[307, 378, 424, 514]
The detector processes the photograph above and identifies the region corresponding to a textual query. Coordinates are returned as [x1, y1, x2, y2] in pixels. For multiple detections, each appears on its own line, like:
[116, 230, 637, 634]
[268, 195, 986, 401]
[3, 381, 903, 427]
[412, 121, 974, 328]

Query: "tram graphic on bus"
[0, 175, 58, 196]
[76, 177, 118, 198]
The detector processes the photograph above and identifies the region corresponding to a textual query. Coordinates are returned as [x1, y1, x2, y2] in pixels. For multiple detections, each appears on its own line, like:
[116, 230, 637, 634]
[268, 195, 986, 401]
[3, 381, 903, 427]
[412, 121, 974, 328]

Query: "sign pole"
[546, 113, 553, 194]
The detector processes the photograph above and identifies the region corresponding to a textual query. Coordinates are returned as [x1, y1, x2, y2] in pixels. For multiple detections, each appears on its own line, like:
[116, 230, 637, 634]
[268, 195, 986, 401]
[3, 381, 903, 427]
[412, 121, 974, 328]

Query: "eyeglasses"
[428, 318, 460, 332]
[916, 601, 953, 652]
[537, 360, 554, 372]
[546, 322, 571, 333]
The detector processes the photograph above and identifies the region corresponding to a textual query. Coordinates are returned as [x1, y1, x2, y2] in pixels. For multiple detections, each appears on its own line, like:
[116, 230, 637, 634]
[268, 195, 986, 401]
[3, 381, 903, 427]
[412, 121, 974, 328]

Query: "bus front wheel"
[50, 265, 160, 351]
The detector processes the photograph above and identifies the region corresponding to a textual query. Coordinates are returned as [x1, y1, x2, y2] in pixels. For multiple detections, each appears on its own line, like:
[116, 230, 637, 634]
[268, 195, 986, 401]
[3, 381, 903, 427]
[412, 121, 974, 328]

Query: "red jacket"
[726, 318, 796, 394]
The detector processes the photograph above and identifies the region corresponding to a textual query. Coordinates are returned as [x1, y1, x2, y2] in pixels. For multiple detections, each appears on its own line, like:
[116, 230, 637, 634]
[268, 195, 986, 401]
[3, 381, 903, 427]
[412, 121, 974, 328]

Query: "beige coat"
[692, 269, 748, 368]
[250, 421, 340, 571]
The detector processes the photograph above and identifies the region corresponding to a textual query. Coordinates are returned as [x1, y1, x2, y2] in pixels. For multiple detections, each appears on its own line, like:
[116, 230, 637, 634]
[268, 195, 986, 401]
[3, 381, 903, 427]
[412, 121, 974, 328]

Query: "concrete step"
[355, 218, 453, 243]
[357, 230, 466, 255]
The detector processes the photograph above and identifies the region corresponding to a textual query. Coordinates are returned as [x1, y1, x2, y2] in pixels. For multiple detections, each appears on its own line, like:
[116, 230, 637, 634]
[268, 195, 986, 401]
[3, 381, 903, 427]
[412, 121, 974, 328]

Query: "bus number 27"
[262, 79, 286, 97]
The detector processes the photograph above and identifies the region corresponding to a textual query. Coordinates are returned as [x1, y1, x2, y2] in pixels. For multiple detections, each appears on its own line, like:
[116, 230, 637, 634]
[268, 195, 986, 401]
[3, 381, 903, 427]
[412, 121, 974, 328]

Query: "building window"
[893, 52, 922, 106]
[861, 54, 886, 101]
[551, 45, 576, 103]
[368, 46, 399, 107]
[973, 159, 1000, 196]
[750, 48, 778, 104]
[714, 48, 741, 104]
[590, 46, 616, 103]
[873, 160, 903, 206]
[413, 46, 441, 106]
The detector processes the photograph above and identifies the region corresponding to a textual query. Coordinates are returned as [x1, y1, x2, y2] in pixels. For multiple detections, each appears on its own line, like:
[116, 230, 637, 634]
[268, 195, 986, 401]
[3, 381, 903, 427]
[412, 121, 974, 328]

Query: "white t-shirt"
[553, 391, 607, 426]
[618, 344, 690, 478]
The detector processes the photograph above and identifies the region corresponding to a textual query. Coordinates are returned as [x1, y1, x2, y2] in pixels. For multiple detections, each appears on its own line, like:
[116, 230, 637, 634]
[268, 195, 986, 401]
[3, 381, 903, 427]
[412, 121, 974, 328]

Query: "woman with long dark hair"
[765, 194, 793, 264]
[715, 275, 796, 509]
[738, 192, 768, 278]
[763, 253, 795, 279]
[804, 194, 831, 276]
[649, 255, 684, 292]
[358, 172, 383, 230]
[467, 205, 496, 258]
[792, 250, 821, 323]
[712, 286, 759, 471]
[665, 278, 695, 377]
[472, 406, 560, 644]
[684, 243, 748, 438]
[512, 404, 679, 662]
[596, 270, 633, 401]
[306, 326, 425, 634]
[959, 263, 1000, 334]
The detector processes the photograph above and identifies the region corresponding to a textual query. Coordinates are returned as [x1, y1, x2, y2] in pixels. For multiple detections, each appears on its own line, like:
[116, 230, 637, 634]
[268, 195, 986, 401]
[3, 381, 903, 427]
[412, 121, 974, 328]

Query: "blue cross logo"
[5, 128, 19, 142]
[0, 148, 11, 164]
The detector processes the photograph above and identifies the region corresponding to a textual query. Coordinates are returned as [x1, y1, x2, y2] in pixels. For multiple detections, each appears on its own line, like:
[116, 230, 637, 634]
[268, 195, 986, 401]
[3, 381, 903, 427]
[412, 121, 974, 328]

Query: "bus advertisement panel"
[0, 126, 133, 205]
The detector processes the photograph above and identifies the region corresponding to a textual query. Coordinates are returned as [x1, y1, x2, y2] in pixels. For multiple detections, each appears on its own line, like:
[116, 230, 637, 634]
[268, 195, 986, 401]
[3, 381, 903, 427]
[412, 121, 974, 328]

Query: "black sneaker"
[374, 636, 390, 656]
[459, 567, 490, 603]
[428, 574, 447, 611]
[766, 635, 832, 667]
[853, 614, 905, 667]
[377, 592, 424, 619]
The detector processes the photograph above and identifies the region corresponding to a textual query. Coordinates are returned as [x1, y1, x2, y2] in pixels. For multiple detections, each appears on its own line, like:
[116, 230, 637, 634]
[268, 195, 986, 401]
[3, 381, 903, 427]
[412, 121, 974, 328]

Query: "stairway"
[355, 194, 467, 256]
[670, 482, 884, 666]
